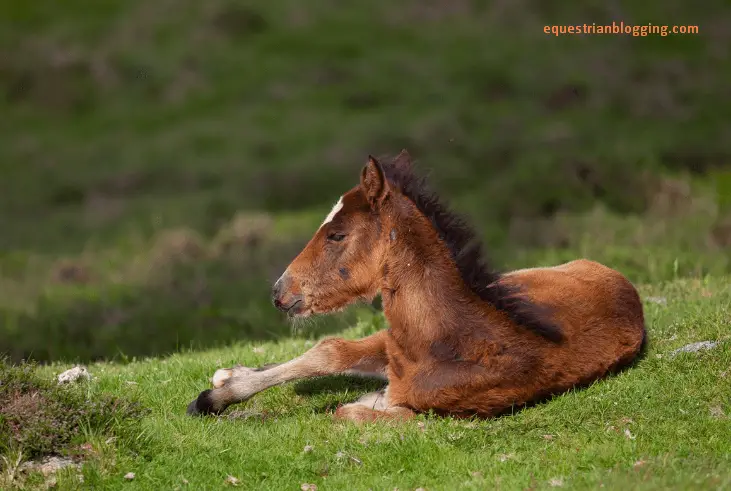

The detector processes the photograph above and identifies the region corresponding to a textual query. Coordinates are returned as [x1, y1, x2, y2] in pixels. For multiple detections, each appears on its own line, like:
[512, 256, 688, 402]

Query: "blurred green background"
[1, 0, 729, 363]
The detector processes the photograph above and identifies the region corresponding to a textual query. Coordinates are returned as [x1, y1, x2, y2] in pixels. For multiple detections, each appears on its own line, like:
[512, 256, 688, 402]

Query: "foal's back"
[502, 259, 646, 377]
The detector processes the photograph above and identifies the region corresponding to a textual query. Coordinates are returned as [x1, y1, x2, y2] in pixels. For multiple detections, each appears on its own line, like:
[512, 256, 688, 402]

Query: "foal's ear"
[393, 148, 413, 172]
[360, 156, 389, 209]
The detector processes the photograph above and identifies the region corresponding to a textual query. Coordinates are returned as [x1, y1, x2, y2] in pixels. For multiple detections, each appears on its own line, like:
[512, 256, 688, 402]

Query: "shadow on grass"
[293, 375, 387, 397]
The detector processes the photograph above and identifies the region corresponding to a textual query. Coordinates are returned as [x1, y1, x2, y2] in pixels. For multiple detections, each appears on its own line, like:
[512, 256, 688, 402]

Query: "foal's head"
[271, 154, 406, 317]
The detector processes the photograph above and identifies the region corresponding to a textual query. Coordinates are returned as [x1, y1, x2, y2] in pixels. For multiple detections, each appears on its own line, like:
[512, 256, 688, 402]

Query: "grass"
[1, 0, 731, 488]
[1, 186, 728, 364]
[0, 358, 147, 489]
[1, 0, 729, 363]
[1, 0, 730, 254]
[0, 0, 729, 363]
[2, 275, 727, 490]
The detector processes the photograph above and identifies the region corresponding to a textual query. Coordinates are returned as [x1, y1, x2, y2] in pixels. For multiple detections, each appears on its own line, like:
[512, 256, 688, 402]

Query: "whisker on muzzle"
[288, 315, 315, 334]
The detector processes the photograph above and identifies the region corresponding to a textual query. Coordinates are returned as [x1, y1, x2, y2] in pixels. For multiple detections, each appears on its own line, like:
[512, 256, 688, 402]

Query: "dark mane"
[380, 154, 563, 342]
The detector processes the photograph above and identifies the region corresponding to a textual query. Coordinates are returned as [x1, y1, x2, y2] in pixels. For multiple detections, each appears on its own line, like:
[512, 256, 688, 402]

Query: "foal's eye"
[327, 233, 346, 242]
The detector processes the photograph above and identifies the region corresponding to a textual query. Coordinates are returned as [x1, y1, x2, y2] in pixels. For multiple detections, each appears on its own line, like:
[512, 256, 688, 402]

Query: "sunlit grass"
[11, 276, 728, 490]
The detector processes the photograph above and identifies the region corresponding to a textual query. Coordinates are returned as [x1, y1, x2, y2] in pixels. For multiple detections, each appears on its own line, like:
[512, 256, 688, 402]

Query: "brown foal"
[187, 150, 647, 422]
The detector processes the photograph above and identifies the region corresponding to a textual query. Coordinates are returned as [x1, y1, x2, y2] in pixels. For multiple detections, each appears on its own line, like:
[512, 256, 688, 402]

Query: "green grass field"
[2, 0, 731, 489]
[2, 276, 729, 490]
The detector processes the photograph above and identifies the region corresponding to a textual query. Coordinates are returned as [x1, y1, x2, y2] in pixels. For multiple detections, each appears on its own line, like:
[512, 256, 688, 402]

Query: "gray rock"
[669, 341, 719, 357]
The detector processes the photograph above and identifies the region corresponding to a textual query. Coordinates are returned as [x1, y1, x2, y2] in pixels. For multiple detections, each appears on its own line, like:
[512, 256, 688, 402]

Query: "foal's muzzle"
[271, 273, 305, 315]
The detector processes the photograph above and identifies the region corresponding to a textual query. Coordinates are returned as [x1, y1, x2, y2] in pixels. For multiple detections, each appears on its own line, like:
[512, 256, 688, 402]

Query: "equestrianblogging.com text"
[544, 22, 699, 37]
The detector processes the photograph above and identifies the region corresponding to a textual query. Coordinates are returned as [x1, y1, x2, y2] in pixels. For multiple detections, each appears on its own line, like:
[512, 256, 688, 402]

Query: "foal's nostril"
[272, 274, 296, 311]
[271, 274, 305, 313]
[271, 279, 283, 307]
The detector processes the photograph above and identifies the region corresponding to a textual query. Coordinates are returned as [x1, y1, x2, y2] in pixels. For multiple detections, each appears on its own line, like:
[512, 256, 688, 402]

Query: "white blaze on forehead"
[320, 196, 344, 227]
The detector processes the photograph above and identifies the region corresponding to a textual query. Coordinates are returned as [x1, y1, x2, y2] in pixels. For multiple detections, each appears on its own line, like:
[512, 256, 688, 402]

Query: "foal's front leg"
[187, 331, 389, 415]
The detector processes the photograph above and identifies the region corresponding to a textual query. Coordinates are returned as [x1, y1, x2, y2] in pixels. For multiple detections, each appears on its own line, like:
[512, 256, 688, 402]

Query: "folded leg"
[333, 386, 415, 423]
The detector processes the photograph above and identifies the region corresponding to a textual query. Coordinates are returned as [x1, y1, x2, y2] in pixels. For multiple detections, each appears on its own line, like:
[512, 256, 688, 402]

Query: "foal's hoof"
[186, 398, 202, 416]
[186, 389, 220, 416]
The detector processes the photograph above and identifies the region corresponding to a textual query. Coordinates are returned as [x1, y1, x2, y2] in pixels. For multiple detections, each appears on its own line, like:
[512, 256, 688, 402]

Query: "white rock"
[57, 366, 91, 384]
[670, 341, 719, 357]
[225, 475, 240, 486]
[20, 456, 78, 476]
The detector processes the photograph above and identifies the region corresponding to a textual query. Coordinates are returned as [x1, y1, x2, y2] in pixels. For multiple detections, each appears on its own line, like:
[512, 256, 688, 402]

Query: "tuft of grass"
[0, 357, 147, 461]
[20, 275, 730, 490]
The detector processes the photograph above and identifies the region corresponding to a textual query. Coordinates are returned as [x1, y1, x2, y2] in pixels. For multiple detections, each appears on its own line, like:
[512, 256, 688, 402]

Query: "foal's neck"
[379, 199, 493, 349]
